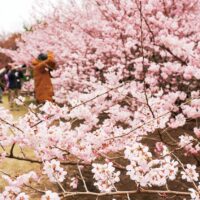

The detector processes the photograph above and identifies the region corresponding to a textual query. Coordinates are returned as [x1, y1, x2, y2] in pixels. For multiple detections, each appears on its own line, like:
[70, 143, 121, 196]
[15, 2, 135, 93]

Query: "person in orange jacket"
[32, 52, 56, 104]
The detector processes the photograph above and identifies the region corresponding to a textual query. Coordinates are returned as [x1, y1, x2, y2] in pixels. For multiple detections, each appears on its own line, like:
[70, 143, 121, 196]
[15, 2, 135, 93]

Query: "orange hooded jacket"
[32, 52, 56, 103]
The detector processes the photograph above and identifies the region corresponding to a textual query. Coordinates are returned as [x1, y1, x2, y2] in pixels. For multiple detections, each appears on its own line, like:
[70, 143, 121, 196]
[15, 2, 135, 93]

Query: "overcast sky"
[0, 0, 35, 35]
[0, 0, 72, 36]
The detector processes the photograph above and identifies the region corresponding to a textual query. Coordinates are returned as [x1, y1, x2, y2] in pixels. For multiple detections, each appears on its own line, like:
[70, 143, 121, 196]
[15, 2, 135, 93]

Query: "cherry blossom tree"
[0, 0, 200, 199]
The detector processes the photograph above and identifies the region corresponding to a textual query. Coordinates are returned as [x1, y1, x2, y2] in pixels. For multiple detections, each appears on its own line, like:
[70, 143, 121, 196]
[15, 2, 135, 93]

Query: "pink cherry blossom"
[41, 191, 60, 200]
[181, 164, 199, 182]
[43, 159, 67, 183]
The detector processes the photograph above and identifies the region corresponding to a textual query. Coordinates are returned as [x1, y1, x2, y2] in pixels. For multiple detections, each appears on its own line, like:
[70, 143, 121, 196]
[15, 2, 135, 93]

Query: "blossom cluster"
[0, 171, 38, 199]
[125, 143, 178, 187]
[179, 135, 200, 155]
[41, 190, 60, 200]
[189, 183, 200, 200]
[92, 162, 120, 192]
[43, 159, 67, 183]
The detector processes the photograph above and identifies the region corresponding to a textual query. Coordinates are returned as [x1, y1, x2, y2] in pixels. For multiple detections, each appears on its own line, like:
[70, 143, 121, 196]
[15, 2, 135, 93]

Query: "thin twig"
[172, 153, 199, 191]
[77, 164, 89, 192]
[63, 189, 191, 198]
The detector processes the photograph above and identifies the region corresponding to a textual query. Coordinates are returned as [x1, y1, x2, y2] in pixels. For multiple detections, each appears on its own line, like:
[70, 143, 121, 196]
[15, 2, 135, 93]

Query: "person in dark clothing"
[3, 65, 12, 91]
[0, 65, 12, 103]
[0, 80, 3, 103]
[8, 69, 18, 89]
[15, 69, 24, 90]
[8, 68, 24, 110]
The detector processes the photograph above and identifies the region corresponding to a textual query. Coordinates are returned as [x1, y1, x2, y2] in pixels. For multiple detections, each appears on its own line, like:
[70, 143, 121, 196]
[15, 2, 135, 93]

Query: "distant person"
[4, 65, 12, 91]
[8, 67, 24, 110]
[0, 80, 3, 103]
[2, 65, 12, 104]
[32, 52, 56, 104]
[0, 68, 7, 103]
[15, 66, 24, 91]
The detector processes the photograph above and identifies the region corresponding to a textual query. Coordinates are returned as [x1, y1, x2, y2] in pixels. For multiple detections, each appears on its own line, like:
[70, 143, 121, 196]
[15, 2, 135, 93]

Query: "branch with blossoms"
[0, 104, 198, 198]
[1, 113, 200, 199]
[2, 141, 200, 200]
